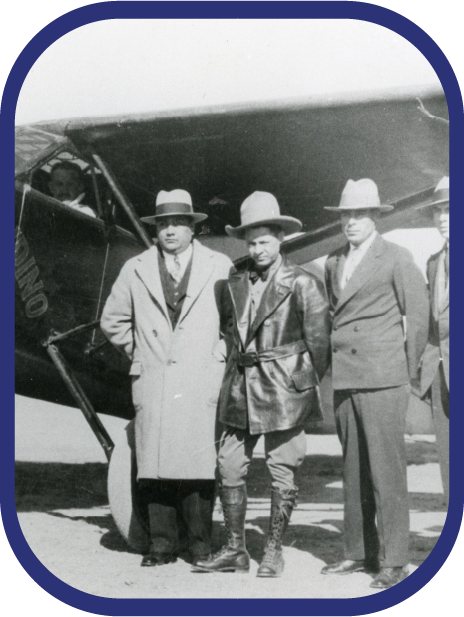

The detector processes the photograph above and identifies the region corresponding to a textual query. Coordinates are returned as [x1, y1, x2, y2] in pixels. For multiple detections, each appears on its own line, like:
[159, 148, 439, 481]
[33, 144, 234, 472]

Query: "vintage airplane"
[15, 85, 449, 551]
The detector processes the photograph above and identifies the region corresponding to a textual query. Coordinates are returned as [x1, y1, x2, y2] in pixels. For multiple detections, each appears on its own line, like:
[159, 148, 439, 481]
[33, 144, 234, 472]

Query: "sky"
[14, 17, 447, 272]
[16, 19, 443, 125]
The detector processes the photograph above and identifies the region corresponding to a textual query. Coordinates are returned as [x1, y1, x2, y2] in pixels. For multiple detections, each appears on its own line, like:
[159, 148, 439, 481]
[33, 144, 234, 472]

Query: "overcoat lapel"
[441, 245, 449, 313]
[178, 240, 215, 324]
[228, 271, 251, 350]
[442, 281, 450, 313]
[335, 235, 384, 313]
[246, 257, 294, 345]
[433, 246, 449, 317]
[134, 246, 170, 325]
[330, 250, 347, 305]
[429, 252, 440, 320]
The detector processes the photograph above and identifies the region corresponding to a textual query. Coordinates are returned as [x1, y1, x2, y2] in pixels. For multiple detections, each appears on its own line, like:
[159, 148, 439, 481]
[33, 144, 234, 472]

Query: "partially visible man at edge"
[101, 189, 233, 567]
[48, 161, 97, 218]
[416, 176, 450, 502]
[193, 191, 331, 578]
[321, 178, 429, 589]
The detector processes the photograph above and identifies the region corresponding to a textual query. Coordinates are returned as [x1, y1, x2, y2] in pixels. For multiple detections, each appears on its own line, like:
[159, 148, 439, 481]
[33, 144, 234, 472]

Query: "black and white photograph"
[8, 5, 456, 609]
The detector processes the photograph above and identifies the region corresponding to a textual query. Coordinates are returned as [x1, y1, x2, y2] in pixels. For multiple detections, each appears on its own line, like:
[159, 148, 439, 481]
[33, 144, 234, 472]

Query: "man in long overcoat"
[322, 179, 429, 589]
[416, 177, 449, 501]
[193, 191, 331, 577]
[101, 189, 233, 567]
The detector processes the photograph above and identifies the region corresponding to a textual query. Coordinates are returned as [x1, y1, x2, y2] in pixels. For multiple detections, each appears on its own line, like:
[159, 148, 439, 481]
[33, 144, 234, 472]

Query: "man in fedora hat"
[101, 189, 233, 567]
[193, 191, 331, 577]
[416, 176, 449, 501]
[321, 179, 429, 589]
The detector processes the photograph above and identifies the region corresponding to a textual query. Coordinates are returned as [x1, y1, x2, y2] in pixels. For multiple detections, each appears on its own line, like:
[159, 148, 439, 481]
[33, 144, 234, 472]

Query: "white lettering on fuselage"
[15, 229, 48, 318]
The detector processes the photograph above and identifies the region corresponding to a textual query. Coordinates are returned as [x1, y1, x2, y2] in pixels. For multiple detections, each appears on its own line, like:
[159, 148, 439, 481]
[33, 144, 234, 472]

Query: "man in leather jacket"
[193, 191, 330, 578]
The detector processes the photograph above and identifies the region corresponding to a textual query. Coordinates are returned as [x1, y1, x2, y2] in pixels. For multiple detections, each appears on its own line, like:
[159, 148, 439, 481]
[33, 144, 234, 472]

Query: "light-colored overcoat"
[101, 239, 233, 480]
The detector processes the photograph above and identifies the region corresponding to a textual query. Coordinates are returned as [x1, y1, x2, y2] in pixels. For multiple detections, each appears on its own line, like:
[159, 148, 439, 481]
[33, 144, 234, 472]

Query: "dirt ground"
[14, 395, 447, 599]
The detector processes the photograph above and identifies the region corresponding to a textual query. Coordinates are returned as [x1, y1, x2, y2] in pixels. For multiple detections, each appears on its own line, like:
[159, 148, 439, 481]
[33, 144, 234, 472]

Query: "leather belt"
[236, 340, 307, 367]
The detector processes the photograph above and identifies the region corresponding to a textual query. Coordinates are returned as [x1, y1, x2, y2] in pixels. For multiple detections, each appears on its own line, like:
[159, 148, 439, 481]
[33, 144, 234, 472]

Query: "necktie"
[168, 255, 182, 285]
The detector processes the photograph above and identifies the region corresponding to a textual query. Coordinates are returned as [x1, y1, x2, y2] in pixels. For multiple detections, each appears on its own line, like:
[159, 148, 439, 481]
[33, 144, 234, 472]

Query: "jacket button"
[333, 348, 338, 353]
[351, 349, 357, 354]
[354, 325, 359, 332]
[333, 325, 338, 331]
[153, 329, 158, 337]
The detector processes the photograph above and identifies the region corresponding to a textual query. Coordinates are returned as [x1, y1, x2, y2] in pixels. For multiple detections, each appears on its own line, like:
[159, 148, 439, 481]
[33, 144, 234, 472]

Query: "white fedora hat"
[415, 176, 449, 211]
[140, 189, 208, 224]
[225, 191, 302, 239]
[325, 179, 393, 213]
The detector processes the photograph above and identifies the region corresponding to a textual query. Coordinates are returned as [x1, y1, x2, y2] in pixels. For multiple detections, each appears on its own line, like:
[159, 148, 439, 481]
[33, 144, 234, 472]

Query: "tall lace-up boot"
[256, 488, 298, 578]
[191, 485, 250, 573]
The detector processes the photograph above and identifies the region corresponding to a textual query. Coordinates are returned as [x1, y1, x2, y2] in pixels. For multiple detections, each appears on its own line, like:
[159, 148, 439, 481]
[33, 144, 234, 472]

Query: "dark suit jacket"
[420, 245, 449, 394]
[219, 255, 331, 434]
[325, 234, 429, 390]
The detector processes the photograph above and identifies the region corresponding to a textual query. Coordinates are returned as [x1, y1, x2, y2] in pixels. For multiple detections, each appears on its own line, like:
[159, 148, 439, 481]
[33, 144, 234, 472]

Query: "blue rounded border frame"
[2, 2, 463, 615]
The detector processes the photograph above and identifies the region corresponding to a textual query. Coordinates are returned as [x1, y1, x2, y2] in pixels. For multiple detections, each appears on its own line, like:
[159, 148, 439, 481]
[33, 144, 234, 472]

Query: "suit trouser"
[334, 386, 409, 567]
[431, 362, 449, 501]
[218, 425, 307, 492]
[137, 479, 215, 556]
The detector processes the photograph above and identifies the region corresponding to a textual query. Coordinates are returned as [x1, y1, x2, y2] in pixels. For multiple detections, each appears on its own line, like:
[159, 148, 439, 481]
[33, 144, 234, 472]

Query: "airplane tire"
[107, 419, 150, 553]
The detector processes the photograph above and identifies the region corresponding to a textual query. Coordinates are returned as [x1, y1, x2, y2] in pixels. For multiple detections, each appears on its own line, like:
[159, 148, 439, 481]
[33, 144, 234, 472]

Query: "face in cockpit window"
[45, 160, 97, 218]
[48, 162, 85, 203]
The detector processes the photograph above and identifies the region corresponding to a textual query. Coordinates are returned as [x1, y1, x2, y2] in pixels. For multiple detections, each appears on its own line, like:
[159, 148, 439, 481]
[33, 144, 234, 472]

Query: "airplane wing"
[41, 85, 448, 237]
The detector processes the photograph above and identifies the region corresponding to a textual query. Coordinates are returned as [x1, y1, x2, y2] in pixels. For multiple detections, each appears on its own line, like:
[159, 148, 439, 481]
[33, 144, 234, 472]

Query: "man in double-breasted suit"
[322, 179, 429, 589]
[101, 190, 233, 567]
[193, 192, 331, 577]
[416, 177, 449, 501]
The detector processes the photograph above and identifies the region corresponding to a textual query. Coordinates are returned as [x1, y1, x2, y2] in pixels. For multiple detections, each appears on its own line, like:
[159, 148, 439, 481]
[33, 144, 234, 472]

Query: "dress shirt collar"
[348, 230, 378, 256]
[162, 242, 193, 271]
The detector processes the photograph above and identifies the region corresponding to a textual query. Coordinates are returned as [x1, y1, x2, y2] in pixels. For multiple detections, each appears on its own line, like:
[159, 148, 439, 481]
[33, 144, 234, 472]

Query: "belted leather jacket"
[219, 255, 331, 434]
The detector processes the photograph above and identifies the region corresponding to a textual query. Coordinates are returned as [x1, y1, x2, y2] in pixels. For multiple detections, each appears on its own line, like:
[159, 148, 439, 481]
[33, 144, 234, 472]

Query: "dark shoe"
[369, 566, 408, 589]
[190, 554, 211, 568]
[257, 488, 297, 578]
[192, 545, 250, 573]
[191, 485, 250, 573]
[141, 552, 177, 567]
[321, 559, 366, 575]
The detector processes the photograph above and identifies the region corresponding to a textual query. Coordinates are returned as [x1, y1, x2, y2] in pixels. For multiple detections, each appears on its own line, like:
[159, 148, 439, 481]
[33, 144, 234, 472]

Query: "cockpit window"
[31, 152, 106, 219]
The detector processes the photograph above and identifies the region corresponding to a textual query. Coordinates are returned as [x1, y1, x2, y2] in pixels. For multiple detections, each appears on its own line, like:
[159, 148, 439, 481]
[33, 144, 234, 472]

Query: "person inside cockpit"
[48, 161, 97, 218]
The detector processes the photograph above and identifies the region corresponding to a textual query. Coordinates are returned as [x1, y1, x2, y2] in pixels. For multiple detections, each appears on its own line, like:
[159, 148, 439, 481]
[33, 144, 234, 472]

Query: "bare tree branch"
[416, 98, 449, 125]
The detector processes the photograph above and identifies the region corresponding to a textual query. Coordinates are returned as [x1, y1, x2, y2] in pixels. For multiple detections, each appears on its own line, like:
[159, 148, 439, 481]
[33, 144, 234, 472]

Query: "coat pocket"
[291, 370, 316, 392]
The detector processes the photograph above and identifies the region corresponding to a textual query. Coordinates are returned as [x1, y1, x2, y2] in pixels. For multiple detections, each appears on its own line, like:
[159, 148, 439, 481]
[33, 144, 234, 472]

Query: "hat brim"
[415, 197, 449, 211]
[324, 205, 394, 213]
[225, 216, 302, 239]
[140, 212, 208, 224]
